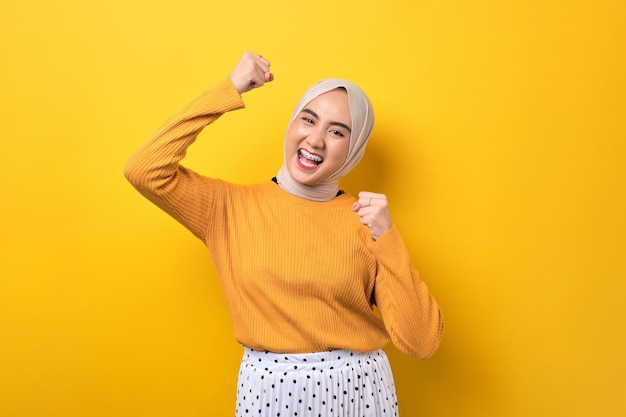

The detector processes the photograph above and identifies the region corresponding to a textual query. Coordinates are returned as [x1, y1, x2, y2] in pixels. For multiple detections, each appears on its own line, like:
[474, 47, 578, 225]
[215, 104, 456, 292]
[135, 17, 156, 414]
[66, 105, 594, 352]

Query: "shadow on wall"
[340, 133, 388, 196]
[386, 324, 505, 416]
[341, 129, 506, 416]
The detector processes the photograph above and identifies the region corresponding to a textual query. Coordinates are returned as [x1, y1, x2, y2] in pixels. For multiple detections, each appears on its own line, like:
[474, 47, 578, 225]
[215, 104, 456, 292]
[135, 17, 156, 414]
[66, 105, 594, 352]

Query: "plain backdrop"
[1, 1, 625, 416]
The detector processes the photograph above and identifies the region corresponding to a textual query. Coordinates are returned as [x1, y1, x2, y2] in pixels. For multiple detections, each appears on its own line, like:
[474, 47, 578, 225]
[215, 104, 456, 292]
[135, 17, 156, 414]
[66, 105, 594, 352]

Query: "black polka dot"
[236, 348, 398, 417]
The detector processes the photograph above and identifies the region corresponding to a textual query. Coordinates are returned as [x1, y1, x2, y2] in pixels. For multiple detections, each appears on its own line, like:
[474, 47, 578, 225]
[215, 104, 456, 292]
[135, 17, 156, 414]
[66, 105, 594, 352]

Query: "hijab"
[275, 78, 374, 201]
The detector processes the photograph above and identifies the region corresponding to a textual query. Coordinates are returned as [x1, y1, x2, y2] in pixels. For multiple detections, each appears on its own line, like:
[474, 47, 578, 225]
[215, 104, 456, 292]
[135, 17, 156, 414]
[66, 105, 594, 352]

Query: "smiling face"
[284, 88, 352, 186]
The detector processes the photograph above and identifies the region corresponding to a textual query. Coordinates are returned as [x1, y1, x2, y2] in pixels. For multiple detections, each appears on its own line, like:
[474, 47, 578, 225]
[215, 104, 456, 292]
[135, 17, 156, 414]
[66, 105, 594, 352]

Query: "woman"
[125, 51, 444, 416]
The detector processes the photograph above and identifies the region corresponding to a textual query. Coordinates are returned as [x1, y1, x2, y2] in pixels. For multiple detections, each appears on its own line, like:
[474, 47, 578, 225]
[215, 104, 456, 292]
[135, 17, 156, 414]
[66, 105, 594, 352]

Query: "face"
[285, 89, 352, 186]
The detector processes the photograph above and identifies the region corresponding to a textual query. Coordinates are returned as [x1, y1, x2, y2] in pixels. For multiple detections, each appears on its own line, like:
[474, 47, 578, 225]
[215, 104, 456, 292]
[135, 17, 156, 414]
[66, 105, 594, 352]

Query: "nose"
[306, 127, 325, 149]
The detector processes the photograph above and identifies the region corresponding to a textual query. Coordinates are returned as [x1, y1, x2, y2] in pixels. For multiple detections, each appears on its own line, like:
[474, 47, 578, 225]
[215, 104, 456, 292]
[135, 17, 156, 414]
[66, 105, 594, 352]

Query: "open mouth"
[298, 149, 324, 167]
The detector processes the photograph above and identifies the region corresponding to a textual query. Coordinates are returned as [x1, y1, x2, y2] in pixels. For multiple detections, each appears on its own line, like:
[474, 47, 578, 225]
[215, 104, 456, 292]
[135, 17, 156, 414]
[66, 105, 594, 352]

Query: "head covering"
[275, 78, 374, 201]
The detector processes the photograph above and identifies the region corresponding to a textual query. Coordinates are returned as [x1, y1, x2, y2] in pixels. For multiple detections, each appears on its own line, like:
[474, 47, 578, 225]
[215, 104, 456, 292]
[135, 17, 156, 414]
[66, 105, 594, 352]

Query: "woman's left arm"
[353, 192, 444, 359]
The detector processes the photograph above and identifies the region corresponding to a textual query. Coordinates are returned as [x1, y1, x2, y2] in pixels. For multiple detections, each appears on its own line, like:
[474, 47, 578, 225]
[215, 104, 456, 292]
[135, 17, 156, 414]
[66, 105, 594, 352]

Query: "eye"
[330, 129, 346, 137]
[301, 116, 314, 124]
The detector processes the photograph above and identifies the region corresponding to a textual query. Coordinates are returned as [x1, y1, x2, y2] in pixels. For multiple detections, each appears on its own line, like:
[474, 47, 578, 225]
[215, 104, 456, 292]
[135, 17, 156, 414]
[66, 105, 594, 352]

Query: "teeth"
[300, 149, 323, 163]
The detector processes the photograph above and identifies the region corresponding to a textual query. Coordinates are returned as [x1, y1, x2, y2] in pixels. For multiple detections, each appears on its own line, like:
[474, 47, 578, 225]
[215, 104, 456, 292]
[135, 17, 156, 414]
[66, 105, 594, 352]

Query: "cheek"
[284, 126, 298, 149]
[286, 123, 305, 144]
[331, 139, 350, 162]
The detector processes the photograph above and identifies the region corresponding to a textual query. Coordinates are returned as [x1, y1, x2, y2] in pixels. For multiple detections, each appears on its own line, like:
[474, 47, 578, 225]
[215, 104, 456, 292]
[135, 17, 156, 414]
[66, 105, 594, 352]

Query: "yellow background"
[1, 1, 624, 416]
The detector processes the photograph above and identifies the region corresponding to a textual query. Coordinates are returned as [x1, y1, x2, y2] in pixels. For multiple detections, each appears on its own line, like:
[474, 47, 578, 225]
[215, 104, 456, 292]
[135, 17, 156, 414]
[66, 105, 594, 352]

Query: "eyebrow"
[301, 108, 352, 133]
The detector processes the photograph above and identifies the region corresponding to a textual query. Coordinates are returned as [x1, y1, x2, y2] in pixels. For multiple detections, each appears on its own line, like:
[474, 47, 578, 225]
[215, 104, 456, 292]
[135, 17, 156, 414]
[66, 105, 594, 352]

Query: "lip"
[296, 149, 323, 171]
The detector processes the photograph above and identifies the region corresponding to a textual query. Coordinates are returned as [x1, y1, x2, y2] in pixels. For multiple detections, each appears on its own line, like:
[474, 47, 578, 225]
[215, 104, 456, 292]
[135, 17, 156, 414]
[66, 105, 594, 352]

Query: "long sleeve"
[124, 79, 443, 359]
[124, 79, 245, 240]
[370, 225, 444, 359]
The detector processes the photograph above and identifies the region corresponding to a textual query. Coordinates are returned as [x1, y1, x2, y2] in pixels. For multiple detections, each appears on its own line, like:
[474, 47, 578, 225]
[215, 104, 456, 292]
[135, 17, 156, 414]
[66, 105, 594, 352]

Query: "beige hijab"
[275, 78, 375, 201]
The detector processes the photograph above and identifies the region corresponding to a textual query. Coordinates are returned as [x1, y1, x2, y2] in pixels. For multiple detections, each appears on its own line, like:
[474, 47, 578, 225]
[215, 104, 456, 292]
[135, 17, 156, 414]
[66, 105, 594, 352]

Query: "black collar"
[271, 177, 344, 197]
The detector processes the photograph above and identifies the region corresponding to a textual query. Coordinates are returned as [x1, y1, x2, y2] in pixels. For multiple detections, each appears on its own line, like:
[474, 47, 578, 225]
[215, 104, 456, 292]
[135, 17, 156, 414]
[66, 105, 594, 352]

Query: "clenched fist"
[229, 51, 274, 94]
[352, 191, 393, 241]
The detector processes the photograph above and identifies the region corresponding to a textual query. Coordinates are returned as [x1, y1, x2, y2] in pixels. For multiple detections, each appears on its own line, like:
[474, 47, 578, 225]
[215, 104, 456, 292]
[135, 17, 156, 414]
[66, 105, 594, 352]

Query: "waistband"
[241, 346, 388, 374]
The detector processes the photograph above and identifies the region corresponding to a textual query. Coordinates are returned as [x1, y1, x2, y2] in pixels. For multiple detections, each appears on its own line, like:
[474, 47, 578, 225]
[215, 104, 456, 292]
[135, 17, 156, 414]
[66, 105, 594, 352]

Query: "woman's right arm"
[124, 52, 273, 240]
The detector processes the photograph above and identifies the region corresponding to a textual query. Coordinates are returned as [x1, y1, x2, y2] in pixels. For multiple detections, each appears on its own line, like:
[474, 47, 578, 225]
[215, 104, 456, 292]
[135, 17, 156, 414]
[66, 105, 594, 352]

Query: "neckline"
[266, 179, 351, 206]
[271, 177, 345, 197]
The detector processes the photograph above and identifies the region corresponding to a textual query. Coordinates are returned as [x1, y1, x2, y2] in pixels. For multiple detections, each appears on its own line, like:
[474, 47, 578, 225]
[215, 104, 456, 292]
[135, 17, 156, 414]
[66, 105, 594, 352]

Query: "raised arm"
[124, 52, 273, 239]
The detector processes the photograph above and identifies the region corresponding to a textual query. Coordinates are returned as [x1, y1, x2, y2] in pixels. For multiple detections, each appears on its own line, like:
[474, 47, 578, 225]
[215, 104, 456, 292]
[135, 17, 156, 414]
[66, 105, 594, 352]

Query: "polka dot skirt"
[235, 347, 399, 417]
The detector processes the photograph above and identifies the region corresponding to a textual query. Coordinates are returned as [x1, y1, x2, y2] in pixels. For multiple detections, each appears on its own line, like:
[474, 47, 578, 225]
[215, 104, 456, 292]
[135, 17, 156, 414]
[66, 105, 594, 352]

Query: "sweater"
[124, 79, 444, 359]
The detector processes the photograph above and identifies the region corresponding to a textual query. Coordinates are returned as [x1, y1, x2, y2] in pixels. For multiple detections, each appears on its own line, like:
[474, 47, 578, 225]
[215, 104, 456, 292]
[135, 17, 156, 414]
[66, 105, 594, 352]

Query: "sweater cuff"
[217, 77, 246, 109]
[369, 225, 412, 268]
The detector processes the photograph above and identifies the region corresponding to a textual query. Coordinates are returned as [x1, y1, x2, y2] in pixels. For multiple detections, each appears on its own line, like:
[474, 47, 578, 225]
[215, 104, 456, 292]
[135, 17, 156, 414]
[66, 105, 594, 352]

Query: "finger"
[248, 67, 270, 90]
[358, 195, 378, 207]
[240, 52, 269, 75]
[352, 200, 373, 212]
[358, 192, 383, 204]
[353, 206, 376, 223]
[249, 53, 270, 74]
[352, 198, 380, 213]
[258, 55, 271, 67]
[358, 191, 382, 199]
[358, 191, 386, 197]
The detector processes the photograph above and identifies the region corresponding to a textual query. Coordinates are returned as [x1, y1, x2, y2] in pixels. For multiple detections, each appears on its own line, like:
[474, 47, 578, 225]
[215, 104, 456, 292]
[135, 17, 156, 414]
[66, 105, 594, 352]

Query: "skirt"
[235, 346, 399, 417]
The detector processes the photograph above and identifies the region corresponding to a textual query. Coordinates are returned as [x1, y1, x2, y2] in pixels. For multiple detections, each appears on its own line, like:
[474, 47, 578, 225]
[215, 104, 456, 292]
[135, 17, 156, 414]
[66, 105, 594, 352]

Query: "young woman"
[125, 51, 444, 417]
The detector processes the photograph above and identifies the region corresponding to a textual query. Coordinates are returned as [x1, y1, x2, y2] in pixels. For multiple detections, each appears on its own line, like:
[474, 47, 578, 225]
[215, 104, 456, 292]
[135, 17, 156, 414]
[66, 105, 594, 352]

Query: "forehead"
[302, 89, 351, 122]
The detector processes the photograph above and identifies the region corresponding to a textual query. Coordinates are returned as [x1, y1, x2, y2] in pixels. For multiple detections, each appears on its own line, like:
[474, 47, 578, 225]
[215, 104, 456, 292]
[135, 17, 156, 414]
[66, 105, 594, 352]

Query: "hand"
[352, 191, 393, 241]
[229, 51, 274, 94]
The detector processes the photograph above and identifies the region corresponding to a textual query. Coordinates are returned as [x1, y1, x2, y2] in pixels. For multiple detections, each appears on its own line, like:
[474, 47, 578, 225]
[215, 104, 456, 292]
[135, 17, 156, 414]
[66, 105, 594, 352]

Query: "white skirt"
[235, 346, 399, 417]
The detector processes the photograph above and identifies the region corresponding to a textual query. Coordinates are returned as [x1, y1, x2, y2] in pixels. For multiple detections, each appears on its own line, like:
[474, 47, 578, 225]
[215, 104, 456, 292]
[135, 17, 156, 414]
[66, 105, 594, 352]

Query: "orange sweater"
[124, 79, 444, 359]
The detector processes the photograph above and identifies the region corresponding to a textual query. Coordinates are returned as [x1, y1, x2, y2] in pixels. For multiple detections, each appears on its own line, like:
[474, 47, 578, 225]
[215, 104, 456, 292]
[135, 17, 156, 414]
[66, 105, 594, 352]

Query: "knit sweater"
[124, 79, 444, 359]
